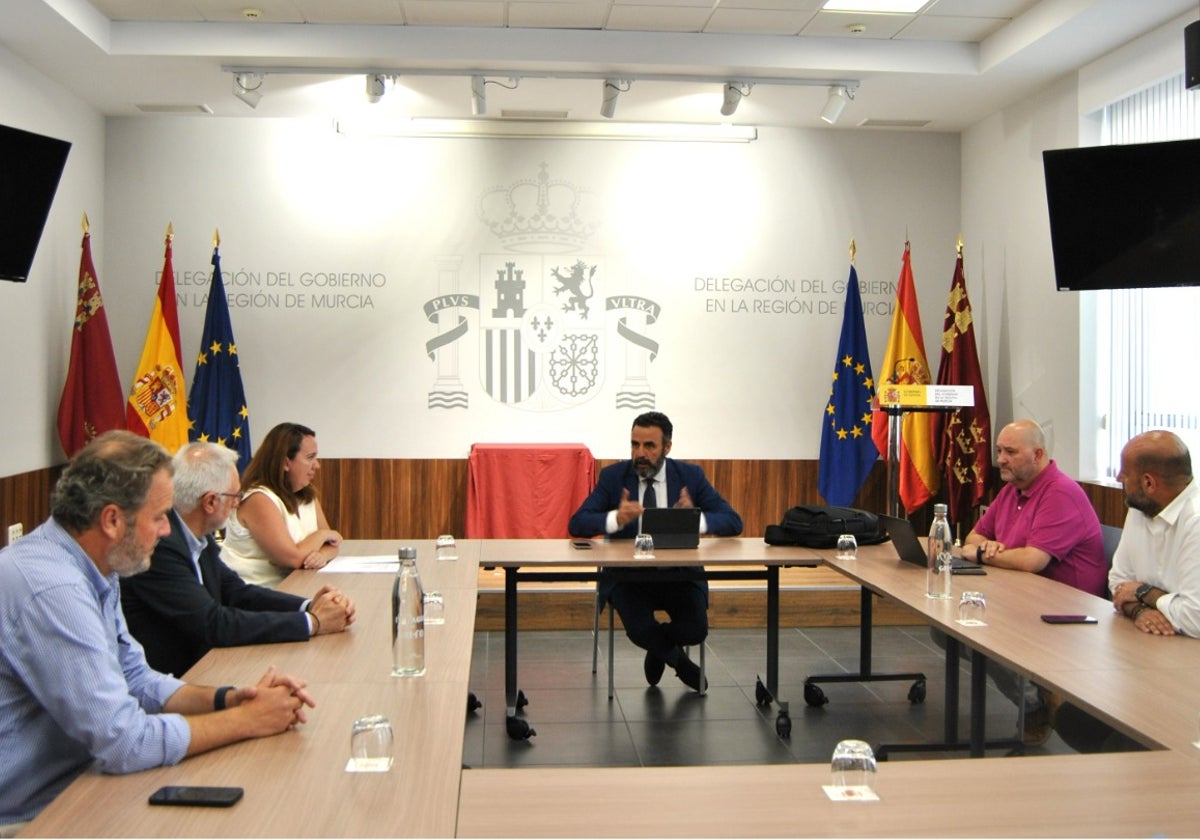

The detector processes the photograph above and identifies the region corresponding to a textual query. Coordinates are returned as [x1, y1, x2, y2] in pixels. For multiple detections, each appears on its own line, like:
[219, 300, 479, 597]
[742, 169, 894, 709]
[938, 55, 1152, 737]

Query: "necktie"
[643, 478, 657, 509]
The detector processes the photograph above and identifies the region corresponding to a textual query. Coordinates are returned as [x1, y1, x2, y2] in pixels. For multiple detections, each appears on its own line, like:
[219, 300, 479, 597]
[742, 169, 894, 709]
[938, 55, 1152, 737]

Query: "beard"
[1124, 490, 1161, 518]
[107, 525, 153, 578]
[634, 454, 665, 480]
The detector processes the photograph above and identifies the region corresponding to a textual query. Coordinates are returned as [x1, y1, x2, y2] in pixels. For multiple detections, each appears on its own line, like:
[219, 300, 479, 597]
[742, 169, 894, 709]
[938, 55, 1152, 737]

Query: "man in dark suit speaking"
[121, 441, 356, 677]
[568, 412, 742, 692]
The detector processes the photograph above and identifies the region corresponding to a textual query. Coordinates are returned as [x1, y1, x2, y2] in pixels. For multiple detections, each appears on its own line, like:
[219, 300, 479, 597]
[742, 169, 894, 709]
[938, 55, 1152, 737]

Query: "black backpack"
[763, 504, 887, 548]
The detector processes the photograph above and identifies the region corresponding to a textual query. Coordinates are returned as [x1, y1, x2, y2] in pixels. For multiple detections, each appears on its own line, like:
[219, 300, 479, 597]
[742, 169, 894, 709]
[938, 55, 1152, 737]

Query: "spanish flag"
[126, 225, 190, 451]
[871, 241, 939, 513]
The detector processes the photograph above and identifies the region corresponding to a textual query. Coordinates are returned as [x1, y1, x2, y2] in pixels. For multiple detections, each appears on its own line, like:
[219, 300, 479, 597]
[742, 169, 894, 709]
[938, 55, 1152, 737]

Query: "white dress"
[221, 486, 320, 588]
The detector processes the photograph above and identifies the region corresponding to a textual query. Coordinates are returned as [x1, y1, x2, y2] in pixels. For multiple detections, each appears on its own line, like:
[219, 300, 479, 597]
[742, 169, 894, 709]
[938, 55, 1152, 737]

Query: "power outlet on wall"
[7, 523, 22, 545]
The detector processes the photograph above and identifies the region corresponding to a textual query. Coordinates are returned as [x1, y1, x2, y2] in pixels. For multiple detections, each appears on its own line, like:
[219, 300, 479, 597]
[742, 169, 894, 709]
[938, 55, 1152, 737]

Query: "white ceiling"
[3, 0, 1198, 131]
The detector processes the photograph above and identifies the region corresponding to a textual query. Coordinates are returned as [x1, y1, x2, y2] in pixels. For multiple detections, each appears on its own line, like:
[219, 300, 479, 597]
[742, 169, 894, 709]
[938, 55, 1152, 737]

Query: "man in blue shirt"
[569, 412, 743, 692]
[0, 431, 314, 832]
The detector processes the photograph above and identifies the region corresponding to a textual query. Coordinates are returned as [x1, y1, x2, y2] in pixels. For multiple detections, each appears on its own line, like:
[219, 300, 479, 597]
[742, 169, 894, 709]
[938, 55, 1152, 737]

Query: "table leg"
[766, 566, 779, 697]
[502, 567, 535, 739]
[944, 635, 960, 744]
[505, 566, 518, 715]
[970, 647, 987, 757]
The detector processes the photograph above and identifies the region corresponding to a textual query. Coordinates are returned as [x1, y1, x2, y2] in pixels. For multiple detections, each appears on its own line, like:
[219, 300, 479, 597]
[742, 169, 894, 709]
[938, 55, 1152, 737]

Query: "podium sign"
[877, 384, 974, 409]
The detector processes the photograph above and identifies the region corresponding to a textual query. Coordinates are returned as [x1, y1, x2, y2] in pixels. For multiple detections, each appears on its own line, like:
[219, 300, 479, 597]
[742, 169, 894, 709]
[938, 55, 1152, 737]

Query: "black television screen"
[0, 123, 72, 283]
[1042, 137, 1200, 291]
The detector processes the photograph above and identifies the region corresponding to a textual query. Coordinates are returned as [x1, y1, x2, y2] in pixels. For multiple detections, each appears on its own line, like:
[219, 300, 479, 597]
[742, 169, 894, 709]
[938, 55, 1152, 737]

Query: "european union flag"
[188, 245, 252, 471]
[818, 265, 880, 505]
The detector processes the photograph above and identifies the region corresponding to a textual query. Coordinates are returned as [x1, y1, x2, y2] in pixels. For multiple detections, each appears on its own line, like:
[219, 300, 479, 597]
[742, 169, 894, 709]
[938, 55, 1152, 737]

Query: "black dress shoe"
[674, 652, 707, 692]
[643, 651, 666, 686]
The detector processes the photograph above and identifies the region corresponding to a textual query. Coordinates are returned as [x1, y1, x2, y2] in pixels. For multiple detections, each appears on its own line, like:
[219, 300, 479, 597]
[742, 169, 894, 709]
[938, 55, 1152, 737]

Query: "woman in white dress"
[222, 422, 342, 587]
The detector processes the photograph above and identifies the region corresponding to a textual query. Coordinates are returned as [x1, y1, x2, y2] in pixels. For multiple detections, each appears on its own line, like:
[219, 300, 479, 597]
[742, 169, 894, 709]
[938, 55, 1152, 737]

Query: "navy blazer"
[120, 509, 310, 677]
[568, 458, 743, 602]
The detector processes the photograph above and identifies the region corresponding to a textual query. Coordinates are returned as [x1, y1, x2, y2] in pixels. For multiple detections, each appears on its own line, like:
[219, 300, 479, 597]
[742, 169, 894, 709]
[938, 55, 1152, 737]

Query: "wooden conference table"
[821, 542, 1200, 754]
[454, 539, 1200, 838]
[479, 536, 820, 738]
[23, 537, 1200, 837]
[24, 540, 479, 838]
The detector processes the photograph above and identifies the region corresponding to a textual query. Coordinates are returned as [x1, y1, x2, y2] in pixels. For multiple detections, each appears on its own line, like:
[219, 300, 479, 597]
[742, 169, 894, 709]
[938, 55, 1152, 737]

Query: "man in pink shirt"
[964, 419, 1108, 596]
[956, 419, 1107, 744]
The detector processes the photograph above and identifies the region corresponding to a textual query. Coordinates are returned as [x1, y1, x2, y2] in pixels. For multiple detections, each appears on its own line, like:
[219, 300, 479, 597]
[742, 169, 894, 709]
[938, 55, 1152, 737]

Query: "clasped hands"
[224, 665, 316, 734]
[308, 584, 357, 634]
[615, 486, 693, 529]
[1111, 581, 1176, 636]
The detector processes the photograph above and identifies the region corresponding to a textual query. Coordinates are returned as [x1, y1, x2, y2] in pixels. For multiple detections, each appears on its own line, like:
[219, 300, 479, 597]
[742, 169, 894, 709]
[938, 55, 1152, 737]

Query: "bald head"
[1119, 431, 1193, 517]
[995, 419, 1049, 490]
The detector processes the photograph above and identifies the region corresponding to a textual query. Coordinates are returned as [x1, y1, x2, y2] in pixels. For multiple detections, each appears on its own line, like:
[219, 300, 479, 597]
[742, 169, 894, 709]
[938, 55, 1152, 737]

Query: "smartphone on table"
[148, 786, 244, 807]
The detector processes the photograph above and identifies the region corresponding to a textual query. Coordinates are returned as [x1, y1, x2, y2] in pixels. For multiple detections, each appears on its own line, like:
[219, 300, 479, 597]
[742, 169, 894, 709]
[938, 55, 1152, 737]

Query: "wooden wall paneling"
[0, 459, 1125, 543]
[0, 466, 61, 543]
[1081, 481, 1127, 528]
[320, 459, 469, 540]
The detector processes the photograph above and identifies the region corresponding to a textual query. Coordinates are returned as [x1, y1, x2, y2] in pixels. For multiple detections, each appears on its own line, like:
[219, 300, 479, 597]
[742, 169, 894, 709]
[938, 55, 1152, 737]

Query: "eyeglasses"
[214, 492, 242, 505]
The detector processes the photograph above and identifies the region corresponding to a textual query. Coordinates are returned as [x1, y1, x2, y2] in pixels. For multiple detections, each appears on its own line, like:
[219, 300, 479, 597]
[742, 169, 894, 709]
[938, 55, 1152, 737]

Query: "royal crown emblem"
[478, 162, 598, 254]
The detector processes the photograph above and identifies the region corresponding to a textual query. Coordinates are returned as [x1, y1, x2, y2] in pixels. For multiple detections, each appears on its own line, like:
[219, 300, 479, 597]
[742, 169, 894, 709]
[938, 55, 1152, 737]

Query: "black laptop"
[640, 507, 701, 549]
[879, 514, 985, 575]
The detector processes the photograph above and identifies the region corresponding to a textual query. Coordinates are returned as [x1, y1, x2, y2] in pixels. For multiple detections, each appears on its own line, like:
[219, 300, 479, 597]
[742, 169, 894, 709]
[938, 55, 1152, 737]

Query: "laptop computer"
[879, 514, 986, 575]
[640, 507, 702, 549]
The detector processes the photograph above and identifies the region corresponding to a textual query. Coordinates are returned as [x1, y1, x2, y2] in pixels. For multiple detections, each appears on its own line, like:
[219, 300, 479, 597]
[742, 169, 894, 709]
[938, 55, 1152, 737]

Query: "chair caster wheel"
[755, 677, 773, 707]
[516, 689, 529, 710]
[467, 692, 482, 714]
[505, 715, 536, 740]
[908, 679, 926, 704]
[775, 703, 792, 739]
[804, 681, 829, 707]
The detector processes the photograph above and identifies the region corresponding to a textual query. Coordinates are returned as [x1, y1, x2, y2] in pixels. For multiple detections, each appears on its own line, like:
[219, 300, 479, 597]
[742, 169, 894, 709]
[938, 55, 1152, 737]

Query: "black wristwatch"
[1135, 583, 1154, 606]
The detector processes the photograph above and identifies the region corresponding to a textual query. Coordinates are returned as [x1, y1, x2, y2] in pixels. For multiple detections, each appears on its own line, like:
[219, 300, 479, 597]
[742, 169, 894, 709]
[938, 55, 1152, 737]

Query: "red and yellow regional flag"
[933, 242, 992, 528]
[56, 215, 126, 456]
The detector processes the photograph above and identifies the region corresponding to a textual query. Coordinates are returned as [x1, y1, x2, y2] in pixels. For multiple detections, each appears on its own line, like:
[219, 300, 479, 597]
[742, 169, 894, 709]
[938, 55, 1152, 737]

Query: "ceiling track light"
[600, 79, 630, 119]
[820, 84, 855, 125]
[470, 75, 520, 116]
[365, 73, 388, 103]
[720, 82, 752, 117]
[232, 72, 264, 108]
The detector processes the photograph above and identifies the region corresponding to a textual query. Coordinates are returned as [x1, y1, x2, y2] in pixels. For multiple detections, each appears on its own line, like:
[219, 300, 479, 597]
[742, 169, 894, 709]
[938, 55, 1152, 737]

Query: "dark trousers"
[609, 578, 707, 667]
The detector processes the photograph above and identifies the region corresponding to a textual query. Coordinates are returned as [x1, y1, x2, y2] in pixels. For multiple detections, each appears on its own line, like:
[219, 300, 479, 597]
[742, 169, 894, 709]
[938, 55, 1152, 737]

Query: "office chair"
[591, 584, 706, 699]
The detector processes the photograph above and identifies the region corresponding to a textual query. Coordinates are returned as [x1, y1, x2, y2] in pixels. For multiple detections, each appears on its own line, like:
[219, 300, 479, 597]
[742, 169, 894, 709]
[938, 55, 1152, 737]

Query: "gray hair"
[172, 441, 240, 512]
[51, 431, 173, 531]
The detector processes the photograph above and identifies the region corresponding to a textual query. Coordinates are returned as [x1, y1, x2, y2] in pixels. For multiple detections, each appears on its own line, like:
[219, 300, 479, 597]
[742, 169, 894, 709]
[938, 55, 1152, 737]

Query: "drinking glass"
[958, 590, 987, 626]
[435, 534, 458, 561]
[349, 714, 394, 772]
[830, 739, 876, 791]
[835, 533, 858, 561]
[633, 533, 655, 560]
[424, 591, 445, 625]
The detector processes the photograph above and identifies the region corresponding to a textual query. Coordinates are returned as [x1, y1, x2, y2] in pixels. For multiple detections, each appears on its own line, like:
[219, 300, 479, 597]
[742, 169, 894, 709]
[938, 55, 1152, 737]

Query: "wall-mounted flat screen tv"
[1042, 137, 1200, 291]
[0, 123, 72, 283]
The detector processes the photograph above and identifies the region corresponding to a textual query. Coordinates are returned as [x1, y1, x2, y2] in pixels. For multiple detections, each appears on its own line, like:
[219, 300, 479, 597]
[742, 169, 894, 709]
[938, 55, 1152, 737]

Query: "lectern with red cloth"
[465, 443, 596, 538]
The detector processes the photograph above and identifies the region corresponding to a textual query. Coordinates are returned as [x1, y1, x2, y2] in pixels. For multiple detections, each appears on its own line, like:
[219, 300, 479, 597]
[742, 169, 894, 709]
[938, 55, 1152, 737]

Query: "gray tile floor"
[462, 625, 1080, 769]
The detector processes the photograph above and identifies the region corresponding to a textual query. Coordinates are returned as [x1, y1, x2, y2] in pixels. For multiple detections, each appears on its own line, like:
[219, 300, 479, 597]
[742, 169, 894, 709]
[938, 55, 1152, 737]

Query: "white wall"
[0, 43, 105, 477]
[961, 73, 1083, 474]
[99, 117, 960, 461]
[961, 11, 1193, 480]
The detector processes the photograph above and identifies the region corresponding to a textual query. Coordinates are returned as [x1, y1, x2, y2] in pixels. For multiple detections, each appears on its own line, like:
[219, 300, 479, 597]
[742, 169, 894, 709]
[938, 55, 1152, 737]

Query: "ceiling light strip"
[334, 118, 757, 142]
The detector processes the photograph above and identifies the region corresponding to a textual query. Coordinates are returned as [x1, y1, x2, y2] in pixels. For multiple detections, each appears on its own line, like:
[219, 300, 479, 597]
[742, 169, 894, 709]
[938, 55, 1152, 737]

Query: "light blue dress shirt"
[0, 518, 190, 824]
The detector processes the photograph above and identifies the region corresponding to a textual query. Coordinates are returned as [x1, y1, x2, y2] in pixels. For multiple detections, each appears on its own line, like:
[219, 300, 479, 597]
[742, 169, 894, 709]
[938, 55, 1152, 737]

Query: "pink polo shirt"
[973, 460, 1108, 597]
